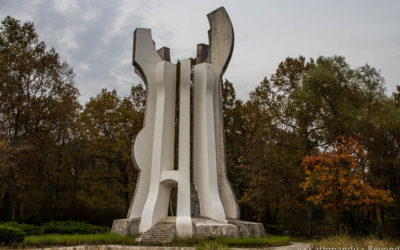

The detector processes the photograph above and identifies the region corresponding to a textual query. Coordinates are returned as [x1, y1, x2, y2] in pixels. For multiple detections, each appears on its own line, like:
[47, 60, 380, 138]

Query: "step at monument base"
[135, 217, 177, 244]
[112, 216, 265, 242]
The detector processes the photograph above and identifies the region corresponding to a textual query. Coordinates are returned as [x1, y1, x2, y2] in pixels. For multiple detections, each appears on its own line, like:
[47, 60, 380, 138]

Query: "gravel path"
[268, 242, 311, 250]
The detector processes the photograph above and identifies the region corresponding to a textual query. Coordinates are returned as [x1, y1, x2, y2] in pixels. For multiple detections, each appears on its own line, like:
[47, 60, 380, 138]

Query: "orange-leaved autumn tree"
[301, 135, 393, 233]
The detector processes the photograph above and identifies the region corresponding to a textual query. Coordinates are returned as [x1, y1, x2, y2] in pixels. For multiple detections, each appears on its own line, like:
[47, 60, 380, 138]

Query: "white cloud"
[53, 0, 79, 14]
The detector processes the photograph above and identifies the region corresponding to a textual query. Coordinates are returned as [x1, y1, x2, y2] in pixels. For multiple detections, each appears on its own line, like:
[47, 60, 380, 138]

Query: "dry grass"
[312, 235, 400, 249]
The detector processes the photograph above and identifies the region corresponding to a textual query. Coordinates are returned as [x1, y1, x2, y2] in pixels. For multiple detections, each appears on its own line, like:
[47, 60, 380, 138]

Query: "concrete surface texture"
[111, 218, 140, 236]
[112, 7, 261, 239]
[176, 59, 192, 237]
[193, 63, 226, 223]
[207, 7, 240, 221]
[127, 28, 160, 220]
[112, 217, 266, 243]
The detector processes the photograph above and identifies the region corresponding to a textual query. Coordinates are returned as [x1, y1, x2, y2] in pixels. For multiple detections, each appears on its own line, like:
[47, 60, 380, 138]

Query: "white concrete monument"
[112, 7, 265, 241]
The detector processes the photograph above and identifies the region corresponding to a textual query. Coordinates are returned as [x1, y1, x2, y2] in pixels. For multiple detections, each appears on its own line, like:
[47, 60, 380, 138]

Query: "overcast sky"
[1, 0, 399, 104]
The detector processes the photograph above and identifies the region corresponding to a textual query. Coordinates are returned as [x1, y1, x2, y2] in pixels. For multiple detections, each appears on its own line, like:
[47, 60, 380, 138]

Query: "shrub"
[1, 222, 41, 235]
[0, 224, 25, 244]
[42, 221, 109, 235]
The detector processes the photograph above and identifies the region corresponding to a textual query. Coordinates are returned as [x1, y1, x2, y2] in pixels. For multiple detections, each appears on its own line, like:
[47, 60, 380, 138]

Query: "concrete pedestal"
[111, 217, 265, 239]
[227, 220, 266, 238]
[111, 218, 140, 236]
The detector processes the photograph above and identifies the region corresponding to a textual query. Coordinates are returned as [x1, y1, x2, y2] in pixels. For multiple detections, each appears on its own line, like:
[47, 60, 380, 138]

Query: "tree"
[245, 55, 390, 236]
[302, 135, 393, 233]
[247, 56, 320, 235]
[80, 86, 145, 221]
[393, 86, 400, 106]
[0, 16, 80, 221]
[221, 80, 246, 194]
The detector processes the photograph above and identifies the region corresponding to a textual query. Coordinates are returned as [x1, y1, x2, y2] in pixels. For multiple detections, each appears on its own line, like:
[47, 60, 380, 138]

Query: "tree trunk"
[19, 192, 24, 220]
[280, 199, 284, 229]
[123, 173, 130, 210]
[11, 196, 15, 221]
[1, 192, 10, 220]
[54, 176, 59, 219]
[307, 201, 313, 238]
[376, 207, 383, 239]
[72, 174, 78, 211]
[169, 197, 174, 216]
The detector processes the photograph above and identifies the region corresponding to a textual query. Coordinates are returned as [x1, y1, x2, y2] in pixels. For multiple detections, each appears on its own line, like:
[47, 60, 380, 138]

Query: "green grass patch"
[170, 235, 291, 247]
[21, 233, 136, 247]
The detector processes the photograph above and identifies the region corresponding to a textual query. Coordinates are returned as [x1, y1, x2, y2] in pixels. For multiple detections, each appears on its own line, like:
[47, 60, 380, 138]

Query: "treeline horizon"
[1, 16, 399, 238]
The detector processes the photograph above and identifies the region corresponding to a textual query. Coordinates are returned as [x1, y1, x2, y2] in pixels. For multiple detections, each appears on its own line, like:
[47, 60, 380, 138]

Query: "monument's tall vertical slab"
[207, 7, 240, 221]
[176, 59, 193, 237]
[127, 28, 161, 220]
[193, 63, 226, 222]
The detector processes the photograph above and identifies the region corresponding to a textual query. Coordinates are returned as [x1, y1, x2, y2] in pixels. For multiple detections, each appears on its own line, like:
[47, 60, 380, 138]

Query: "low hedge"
[1, 222, 41, 235]
[42, 221, 109, 235]
[0, 224, 25, 244]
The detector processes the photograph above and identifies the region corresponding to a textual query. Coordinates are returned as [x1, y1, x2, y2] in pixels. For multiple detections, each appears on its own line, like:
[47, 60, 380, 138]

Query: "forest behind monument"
[1, 16, 399, 238]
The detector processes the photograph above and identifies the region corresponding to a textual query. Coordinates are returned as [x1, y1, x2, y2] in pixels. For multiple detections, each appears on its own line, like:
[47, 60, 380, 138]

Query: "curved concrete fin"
[133, 28, 162, 85]
[128, 28, 162, 219]
[207, 7, 234, 79]
[207, 7, 240, 220]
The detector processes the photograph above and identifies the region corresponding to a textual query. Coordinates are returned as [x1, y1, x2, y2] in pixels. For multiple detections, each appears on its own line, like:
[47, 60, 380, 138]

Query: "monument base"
[227, 219, 266, 238]
[111, 218, 140, 236]
[111, 217, 265, 239]
[192, 218, 265, 238]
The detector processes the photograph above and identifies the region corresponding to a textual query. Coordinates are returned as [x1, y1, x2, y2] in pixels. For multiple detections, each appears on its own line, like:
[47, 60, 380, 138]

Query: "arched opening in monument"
[168, 186, 178, 216]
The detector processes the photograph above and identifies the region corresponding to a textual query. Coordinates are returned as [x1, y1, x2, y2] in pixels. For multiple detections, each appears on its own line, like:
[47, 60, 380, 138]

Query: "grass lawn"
[14, 234, 290, 248]
[170, 235, 291, 247]
[21, 233, 137, 247]
[311, 235, 400, 248]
